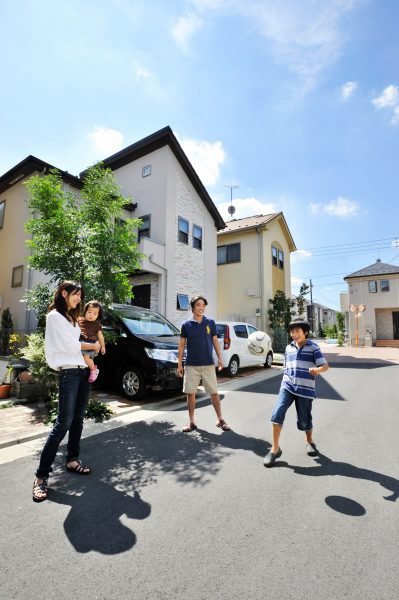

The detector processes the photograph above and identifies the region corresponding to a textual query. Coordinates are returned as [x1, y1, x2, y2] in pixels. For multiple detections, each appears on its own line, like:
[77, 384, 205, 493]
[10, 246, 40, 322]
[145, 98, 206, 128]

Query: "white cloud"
[135, 66, 151, 80]
[87, 126, 124, 156]
[185, 0, 361, 91]
[177, 134, 225, 186]
[340, 80, 358, 101]
[291, 275, 306, 288]
[372, 84, 399, 108]
[372, 84, 399, 125]
[171, 13, 203, 52]
[308, 196, 360, 217]
[217, 197, 277, 221]
[291, 249, 312, 262]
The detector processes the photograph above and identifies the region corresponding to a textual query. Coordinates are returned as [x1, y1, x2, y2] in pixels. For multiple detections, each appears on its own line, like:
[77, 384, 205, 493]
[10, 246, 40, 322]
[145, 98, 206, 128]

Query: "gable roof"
[218, 212, 296, 252]
[83, 126, 226, 230]
[344, 259, 399, 280]
[0, 155, 82, 195]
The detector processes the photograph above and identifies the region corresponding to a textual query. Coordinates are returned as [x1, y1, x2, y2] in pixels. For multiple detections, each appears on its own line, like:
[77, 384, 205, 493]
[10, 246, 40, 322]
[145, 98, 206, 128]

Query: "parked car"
[214, 321, 273, 376]
[95, 304, 183, 400]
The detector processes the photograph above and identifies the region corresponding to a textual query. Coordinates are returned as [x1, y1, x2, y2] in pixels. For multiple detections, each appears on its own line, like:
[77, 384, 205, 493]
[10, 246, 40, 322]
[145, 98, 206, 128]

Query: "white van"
[214, 321, 273, 376]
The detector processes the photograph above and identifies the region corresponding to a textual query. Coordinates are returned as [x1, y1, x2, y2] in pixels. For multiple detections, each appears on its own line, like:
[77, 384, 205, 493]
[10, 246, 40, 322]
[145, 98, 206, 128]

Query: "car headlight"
[145, 348, 179, 362]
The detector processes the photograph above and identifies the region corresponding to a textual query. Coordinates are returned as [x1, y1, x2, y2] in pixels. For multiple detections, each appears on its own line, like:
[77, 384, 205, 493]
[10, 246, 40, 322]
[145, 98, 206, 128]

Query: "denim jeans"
[36, 368, 90, 478]
[270, 387, 313, 431]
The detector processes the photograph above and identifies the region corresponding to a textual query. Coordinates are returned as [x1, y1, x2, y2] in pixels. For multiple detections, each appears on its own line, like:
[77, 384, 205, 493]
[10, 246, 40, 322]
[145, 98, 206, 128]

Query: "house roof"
[218, 212, 296, 252]
[0, 156, 82, 195]
[344, 259, 399, 280]
[82, 126, 226, 230]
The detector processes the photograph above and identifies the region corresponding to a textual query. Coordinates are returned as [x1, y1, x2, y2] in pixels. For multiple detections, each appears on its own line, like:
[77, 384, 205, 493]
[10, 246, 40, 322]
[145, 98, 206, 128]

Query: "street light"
[350, 304, 366, 347]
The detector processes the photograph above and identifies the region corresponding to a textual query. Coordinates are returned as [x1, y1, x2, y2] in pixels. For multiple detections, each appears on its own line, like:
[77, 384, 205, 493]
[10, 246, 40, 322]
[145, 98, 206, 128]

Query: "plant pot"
[0, 384, 12, 399]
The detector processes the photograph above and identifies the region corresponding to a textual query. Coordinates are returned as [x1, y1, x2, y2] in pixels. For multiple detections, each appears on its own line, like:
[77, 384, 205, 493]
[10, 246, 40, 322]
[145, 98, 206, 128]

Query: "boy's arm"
[97, 330, 106, 354]
[309, 362, 329, 376]
[177, 337, 186, 377]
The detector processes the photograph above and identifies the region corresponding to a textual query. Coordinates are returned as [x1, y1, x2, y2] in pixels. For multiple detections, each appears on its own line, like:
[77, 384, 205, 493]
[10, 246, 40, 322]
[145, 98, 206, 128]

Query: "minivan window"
[234, 325, 248, 338]
[115, 308, 179, 336]
[216, 324, 227, 338]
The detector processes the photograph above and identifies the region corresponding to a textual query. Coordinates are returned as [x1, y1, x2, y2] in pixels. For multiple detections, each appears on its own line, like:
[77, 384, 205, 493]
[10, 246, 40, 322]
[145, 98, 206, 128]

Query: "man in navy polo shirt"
[264, 318, 329, 467]
[177, 295, 231, 433]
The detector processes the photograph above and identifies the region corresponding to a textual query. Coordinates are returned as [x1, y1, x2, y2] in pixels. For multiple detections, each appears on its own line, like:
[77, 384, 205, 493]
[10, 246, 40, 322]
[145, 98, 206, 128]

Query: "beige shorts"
[183, 365, 218, 395]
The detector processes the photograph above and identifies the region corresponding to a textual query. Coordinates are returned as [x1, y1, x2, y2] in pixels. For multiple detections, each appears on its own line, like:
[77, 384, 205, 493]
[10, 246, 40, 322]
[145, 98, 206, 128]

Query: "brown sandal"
[32, 478, 48, 503]
[216, 419, 231, 431]
[182, 422, 198, 433]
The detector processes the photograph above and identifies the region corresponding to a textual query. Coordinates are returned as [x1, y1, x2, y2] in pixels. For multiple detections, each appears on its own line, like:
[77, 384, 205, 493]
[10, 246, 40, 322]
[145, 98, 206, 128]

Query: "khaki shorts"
[183, 365, 218, 395]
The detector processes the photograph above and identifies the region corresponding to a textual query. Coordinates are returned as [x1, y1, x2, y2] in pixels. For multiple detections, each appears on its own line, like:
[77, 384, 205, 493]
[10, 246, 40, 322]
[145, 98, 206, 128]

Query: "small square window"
[193, 225, 202, 250]
[11, 265, 23, 287]
[0, 200, 5, 229]
[380, 280, 390, 292]
[368, 281, 377, 293]
[138, 215, 150, 241]
[177, 294, 189, 310]
[178, 217, 189, 244]
[142, 165, 151, 177]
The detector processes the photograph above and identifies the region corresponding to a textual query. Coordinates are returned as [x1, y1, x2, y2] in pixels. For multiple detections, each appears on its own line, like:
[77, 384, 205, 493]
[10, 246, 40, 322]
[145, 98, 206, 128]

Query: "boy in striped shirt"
[264, 318, 329, 467]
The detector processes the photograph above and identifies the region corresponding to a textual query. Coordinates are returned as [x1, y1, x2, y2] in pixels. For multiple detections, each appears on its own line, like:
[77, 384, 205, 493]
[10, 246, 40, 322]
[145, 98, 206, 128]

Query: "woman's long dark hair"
[49, 281, 84, 324]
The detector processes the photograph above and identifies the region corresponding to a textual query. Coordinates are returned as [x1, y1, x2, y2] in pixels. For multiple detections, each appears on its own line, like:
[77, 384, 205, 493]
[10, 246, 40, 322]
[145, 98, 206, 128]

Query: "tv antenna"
[224, 184, 239, 218]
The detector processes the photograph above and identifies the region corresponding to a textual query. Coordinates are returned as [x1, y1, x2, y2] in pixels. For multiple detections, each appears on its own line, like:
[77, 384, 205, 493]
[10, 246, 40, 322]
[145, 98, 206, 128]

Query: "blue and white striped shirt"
[282, 339, 327, 399]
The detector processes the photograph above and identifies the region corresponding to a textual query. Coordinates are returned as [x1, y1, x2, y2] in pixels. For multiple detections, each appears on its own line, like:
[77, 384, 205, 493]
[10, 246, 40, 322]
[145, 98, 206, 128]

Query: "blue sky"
[1, 0, 399, 310]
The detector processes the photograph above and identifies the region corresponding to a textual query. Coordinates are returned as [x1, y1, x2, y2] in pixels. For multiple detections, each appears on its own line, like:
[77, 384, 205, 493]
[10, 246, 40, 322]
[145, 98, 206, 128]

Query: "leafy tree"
[24, 164, 143, 305]
[296, 282, 309, 317]
[336, 312, 345, 333]
[268, 290, 295, 352]
[0, 308, 14, 355]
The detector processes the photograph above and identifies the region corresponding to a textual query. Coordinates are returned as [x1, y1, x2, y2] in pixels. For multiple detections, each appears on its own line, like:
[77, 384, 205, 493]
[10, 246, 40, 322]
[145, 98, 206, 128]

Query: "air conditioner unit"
[255, 308, 261, 316]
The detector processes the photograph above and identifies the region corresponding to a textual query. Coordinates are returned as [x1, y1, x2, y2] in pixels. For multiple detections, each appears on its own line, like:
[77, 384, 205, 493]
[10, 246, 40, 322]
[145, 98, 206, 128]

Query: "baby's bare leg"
[83, 354, 95, 370]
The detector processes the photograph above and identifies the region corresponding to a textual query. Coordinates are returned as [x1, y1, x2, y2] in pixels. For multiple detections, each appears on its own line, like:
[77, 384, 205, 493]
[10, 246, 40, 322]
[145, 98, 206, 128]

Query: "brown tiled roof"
[218, 213, 277, 233]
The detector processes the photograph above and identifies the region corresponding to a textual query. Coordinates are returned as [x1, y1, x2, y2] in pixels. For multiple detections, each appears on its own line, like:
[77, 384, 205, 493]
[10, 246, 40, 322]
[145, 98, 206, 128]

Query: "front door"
[393, 312, 399, 339]
[132, 284, 151, 308]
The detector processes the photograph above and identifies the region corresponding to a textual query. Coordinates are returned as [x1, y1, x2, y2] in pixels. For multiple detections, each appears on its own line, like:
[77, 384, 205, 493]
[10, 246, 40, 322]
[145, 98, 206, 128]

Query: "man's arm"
[212, 335, 224, 370]
[177, 337, 186, 378]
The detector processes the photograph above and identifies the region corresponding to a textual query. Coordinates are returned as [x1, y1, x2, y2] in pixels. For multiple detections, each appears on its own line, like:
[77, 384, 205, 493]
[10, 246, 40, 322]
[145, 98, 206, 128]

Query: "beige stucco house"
[0, 127, 225, 334]
[342, 259, 399, 346]
[216, 213, 296, 335]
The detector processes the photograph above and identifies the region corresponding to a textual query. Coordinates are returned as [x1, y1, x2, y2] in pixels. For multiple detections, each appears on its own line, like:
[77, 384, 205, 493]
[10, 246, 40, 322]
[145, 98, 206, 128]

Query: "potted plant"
[0, 365, 12, 399]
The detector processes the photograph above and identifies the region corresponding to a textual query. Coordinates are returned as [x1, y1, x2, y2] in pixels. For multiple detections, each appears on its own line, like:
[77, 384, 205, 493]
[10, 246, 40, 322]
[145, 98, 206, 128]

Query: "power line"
[301, 235, 399, 252]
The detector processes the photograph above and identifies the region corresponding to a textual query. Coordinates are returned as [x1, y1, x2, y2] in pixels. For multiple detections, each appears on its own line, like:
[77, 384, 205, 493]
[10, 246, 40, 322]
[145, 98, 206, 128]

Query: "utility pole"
[309, 279, 314, 334]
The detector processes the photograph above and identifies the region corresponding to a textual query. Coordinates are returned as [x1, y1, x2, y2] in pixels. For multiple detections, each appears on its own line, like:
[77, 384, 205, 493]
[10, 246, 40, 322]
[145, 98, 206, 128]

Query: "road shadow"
[49, 484, 150, 554]
[173, 393, 226, 411]
[239, 376, 346, 401]
[325, 360, 398, 370]
[196, 428, 269, 458]
[325, 495, 366, 516]
[284, 451, 399, 503]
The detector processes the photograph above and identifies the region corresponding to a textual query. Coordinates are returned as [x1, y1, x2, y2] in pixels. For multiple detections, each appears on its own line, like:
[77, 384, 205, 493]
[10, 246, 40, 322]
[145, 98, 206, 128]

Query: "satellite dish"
[228, 205, 236, 215]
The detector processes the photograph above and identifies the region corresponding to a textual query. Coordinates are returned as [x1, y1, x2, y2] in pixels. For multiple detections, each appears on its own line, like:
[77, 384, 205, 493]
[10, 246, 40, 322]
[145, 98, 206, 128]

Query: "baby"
[78, 301, 106, 383]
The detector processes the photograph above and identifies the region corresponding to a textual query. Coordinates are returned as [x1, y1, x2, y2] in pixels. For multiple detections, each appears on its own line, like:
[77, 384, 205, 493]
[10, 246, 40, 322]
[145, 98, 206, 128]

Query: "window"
[272, 246, 278, 266]
[142, 165, 151, 177]
[0, 200, 5, 228]
[278, 249, 284, 269]
[177, 294, 189, 310]
[217, 243, 241, 264]
[193, 225, 202, 250]
[368, 281, 377, 293]
[11, 265, 23, 287]
[380, 280, 390, 292]
[178, 217, 189, 244]
[138, 215, 150, 240]
[248, 325, 257, 335]
[234, 324, 248, 339]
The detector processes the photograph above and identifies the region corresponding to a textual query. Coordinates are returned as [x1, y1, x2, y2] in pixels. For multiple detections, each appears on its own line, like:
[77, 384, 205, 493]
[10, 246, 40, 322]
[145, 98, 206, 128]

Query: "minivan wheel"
[264, 351, 273, 369]
[120, 367, 146, 400]
[226, 356, 239, 377]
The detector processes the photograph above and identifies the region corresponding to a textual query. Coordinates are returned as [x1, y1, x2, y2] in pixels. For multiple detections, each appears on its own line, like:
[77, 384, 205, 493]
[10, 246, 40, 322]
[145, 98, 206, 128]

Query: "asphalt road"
[0, 360, 398, 600]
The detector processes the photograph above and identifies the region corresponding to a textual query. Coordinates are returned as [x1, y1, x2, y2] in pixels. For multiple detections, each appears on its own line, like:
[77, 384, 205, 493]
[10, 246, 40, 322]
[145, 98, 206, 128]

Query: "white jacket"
[45, 310, 87, 370]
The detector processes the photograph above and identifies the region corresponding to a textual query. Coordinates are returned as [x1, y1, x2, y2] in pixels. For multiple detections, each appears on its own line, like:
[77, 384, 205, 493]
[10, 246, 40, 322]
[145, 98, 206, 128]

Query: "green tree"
[296, 282, 309, 317]
[336, 312, 345, 333]
[24, 164, 143, 305]
[268, 290, 296, 352]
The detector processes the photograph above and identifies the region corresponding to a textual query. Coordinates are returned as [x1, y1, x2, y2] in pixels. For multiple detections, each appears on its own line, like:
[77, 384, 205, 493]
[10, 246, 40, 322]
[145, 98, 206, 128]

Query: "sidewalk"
[0, 364, 284, 450]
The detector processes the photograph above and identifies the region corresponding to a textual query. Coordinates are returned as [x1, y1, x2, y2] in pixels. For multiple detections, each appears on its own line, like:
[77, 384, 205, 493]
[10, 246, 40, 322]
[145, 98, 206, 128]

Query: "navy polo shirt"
[180, 316, 216, 366]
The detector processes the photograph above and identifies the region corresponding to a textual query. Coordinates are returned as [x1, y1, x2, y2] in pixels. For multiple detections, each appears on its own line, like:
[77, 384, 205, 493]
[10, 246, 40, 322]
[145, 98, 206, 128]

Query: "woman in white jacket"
[33, 281, 101, 502]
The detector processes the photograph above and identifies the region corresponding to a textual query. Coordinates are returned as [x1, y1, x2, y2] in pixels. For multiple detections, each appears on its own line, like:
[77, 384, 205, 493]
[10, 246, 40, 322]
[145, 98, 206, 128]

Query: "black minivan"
[95, 304, 183, 400]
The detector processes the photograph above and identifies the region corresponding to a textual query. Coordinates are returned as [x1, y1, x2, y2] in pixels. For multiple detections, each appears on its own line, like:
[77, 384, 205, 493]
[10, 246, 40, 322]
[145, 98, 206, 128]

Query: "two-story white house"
[343, 259, 399, 346]
[0, 127, 225, 333]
